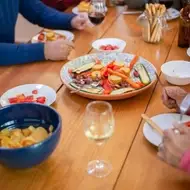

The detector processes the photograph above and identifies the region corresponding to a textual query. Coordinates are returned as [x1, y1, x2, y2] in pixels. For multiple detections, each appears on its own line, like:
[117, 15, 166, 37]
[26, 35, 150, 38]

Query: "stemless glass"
[84, 101, 115, 178]
[88, 0, 106, 26]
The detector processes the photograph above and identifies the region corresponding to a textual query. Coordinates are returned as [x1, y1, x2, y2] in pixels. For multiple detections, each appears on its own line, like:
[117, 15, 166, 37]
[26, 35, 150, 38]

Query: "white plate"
[0, 84, 56, 107]
[31, 30, 74, 43]
[143, 113, 190, 147]
[92, 38, 126, 53]
[166, 8, 180, 21]
[187, 48, 190, 57]
[72, 6, 108, 14]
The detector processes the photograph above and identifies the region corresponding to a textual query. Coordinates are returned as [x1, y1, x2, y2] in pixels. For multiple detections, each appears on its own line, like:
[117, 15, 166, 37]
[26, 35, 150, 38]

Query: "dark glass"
[88, 12, 105, 25]
[178, 2, 190, 47]
[159, 0, 174, 9]
[88, 0, 106, 26]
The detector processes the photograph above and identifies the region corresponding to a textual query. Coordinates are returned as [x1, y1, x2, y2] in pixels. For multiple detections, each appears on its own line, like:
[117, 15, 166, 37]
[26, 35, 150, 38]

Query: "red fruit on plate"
[36, 97, 46, 104]
[32, 90, 38, 94]
[134, 70, 140, 77]
[8, 97, 18, 104]
[38, 33, 45, 41]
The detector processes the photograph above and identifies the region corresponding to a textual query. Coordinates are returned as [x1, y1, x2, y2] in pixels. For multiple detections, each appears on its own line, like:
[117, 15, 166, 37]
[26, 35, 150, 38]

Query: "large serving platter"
[60, 53, 157, 100]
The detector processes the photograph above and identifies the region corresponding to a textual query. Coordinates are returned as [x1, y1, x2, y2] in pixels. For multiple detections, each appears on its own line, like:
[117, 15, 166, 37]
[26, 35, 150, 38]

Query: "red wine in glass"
[88, 12, 105, 25]
[159, 0, 173, 9]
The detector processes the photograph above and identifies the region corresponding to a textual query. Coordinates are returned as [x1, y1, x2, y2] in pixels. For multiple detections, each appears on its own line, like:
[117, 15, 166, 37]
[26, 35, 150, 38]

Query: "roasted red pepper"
[102, 79, 112, 94]
[106, 61, 115, 70]
[101, 68, 108, 78]
[112, 65, 120, 71]
[32, 90, 38, 94]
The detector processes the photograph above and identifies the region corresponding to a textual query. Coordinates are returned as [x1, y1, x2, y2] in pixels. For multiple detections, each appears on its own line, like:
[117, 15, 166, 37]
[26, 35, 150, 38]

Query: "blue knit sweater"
[0, 0, 75, 65]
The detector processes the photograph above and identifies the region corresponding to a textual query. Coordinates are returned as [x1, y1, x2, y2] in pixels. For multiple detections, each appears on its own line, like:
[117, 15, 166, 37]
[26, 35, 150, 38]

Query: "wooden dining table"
[0, 6, 190, 190]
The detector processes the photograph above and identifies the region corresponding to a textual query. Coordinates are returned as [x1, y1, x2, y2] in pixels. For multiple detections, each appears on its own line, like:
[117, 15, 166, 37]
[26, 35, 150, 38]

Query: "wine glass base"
[87, 160, 112, 178]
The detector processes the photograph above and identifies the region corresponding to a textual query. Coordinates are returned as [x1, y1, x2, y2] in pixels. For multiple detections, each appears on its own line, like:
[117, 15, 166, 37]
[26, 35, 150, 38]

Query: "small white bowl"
[92, 38, 126, 53]
[161, 60, 190, 85]
[187, 48, 190, 57]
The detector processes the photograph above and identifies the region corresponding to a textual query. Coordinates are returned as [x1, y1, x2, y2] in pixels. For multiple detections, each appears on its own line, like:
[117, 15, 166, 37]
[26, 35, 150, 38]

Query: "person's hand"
[161, 86, 187, 109]
[44, 39, 74, 61]
[71, 13, 90, 30]
[158, 124, 190, 168]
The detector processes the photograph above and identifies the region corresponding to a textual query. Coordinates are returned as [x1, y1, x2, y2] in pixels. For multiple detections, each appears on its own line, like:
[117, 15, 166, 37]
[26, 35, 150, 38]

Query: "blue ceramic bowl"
[0, 103, 62, 169]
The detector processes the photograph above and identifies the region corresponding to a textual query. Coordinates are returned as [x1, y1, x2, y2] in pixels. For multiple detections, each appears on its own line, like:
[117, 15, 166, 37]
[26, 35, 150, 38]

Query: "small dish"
[166, 8, 180, 21]
[72, 6, 108, 15]
[0, 84, 56, 107]
[161, 60, 190, 85]
[92, 38, 126, 53]
[31, 30, 74, 43]
[143, 113, 190, 147]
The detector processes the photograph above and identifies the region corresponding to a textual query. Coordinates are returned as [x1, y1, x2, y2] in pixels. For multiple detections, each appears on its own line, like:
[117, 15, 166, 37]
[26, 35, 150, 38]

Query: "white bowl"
[161, 60, 190, 85]
[187, 48, 190, 57]
[92, 38, 126, 53]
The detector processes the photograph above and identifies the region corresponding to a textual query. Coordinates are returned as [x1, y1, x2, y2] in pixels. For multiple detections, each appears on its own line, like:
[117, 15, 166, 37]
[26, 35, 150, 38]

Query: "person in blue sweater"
[0, 0, 89, 65]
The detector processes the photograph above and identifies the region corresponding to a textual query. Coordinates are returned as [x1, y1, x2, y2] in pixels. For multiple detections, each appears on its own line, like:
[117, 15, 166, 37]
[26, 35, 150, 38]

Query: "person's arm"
[0, 43, 45, 65]
[180, 150, 190, 174]
[19, 0, 76, 30]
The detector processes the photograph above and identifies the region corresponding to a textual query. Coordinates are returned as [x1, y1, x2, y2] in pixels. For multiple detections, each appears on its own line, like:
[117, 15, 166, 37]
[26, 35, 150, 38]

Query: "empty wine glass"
[84, 101, 115, 178]
[88, 0, 106, 26]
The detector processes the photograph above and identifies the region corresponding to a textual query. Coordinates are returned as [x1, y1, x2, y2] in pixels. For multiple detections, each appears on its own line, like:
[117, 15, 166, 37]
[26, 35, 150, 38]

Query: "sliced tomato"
[102, 79, 112, 94]
[32, 90, 38, 94]
[24, 95, 34, 102]
[8, 97, 18, 104]
[38, 33, 45, 41]
[184, 121, 190, 127]
[36, 97, 46, 104]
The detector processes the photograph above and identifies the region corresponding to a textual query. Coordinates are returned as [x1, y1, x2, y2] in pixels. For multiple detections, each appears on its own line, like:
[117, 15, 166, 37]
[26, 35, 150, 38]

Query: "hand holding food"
[162, 86, 187, 109]
[71, 14, 90, 30]
[44, 39, 74, 61]
[143, 3, 166, 43]
[158, 124, 190, 170]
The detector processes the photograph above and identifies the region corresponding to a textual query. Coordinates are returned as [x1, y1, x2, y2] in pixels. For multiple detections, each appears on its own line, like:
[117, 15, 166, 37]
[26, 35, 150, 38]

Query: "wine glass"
[84, 101, 115, 178]
[88, 0, 106, 26]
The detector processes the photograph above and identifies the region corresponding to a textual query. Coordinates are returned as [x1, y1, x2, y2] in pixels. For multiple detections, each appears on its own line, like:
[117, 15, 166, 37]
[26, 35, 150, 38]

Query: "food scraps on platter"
[38, 29, 66, 42]
[68, 55, 152, 95]
[8, 89, 46, 104]
[77, 1, 92, 12]
[0, 125, 54, 149]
